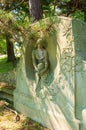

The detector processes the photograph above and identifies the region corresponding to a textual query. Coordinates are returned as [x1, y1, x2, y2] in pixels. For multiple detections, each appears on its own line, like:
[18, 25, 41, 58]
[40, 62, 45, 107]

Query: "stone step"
[0, 92, 13, 102]
[0, 82, 15, 102]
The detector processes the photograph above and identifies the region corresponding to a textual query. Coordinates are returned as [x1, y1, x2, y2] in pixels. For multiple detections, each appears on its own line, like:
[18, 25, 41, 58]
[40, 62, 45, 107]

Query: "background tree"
[0, 0, 86, 64]
[0, 1, 28, 63]
[29, 0, 43, 22]
[6, 34, 16, 63]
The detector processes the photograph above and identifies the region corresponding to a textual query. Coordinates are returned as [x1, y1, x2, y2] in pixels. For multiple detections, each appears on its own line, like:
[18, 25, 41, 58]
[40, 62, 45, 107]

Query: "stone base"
[14, 89, 79, 130]
[0, 84, 15, 102]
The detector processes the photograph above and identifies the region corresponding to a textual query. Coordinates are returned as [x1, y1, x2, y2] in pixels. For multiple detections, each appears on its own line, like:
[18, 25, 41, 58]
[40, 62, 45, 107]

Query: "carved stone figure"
[32, 39, 49, 96]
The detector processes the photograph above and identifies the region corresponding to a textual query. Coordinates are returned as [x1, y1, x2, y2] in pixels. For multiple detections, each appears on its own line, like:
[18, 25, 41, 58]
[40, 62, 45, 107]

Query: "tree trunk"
[6, 35, 16, 63]
[29, 0, 43, 22]
[84, 11, 86, 21]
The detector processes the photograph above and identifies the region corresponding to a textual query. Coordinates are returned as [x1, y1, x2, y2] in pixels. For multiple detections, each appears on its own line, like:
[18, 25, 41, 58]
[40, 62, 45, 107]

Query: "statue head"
[35, 38, 45, 49]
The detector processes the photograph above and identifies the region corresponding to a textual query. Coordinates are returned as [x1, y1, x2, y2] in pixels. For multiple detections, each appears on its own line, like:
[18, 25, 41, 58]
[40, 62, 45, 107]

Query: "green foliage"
[0, 57, 14, 73]
[0, 10, 13, 19]
[0, 39, 6, 54]
[0, 9, 17, 34]
[28, 17, 58, 41]
[71, 10, 84, 21]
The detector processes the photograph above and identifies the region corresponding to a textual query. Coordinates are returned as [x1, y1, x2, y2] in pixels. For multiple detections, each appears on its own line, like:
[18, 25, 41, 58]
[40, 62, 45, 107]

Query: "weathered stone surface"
[0, 70, 16, 86]
[72, 20, 86, 130]
[14, 17, 86, 130]
[0, 83, 15, 102]
[0, 86, 15, 102]
[0, 70, 16, 101]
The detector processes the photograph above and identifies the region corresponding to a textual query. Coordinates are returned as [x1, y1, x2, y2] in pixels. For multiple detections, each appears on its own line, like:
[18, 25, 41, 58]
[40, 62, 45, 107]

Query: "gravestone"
[14, 16, 86, 130]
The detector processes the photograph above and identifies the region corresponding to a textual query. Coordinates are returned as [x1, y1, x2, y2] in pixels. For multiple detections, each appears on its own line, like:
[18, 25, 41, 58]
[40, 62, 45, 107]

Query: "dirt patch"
[0, 100, 50, 130]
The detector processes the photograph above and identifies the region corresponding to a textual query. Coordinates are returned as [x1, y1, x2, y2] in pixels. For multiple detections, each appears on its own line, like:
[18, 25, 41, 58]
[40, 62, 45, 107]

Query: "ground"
[0, 101, 49, 130]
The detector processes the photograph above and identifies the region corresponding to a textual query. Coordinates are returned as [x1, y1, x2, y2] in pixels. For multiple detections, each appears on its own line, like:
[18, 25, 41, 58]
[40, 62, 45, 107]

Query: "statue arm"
[40, 51, 48, 75]
[32, 50, 37, 71]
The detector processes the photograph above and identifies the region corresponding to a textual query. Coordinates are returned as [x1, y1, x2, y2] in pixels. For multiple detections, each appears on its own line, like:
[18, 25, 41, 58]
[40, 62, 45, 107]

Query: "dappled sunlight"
[14, 17, 86, 130]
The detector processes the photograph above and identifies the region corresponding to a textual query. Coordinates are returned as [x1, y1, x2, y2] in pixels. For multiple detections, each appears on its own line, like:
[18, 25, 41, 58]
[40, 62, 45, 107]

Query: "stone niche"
[14, 17, 86, 130]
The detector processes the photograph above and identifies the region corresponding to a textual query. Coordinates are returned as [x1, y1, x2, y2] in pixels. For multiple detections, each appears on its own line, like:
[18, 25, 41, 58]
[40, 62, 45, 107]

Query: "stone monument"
[14, 16, 86, 130]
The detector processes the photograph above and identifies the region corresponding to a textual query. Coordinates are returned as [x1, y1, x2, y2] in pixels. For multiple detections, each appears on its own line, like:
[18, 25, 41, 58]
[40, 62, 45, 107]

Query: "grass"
[0, 56, 15, 73]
